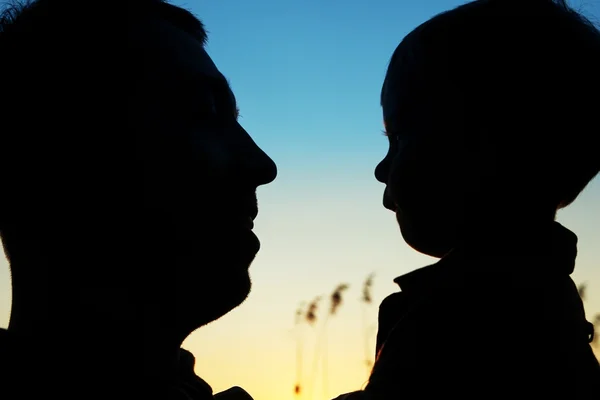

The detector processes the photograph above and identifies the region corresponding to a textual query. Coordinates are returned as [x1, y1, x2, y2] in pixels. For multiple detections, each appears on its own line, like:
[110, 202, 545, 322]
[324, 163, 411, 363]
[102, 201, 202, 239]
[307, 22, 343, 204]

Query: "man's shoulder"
[0, 328, 32, 399]
[0, 328, 20, 369]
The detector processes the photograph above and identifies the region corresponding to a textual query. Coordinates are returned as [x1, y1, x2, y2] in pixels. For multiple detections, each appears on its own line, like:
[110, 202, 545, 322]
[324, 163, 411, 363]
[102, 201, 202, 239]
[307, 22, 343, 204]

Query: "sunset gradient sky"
[1, 1, 599, 399]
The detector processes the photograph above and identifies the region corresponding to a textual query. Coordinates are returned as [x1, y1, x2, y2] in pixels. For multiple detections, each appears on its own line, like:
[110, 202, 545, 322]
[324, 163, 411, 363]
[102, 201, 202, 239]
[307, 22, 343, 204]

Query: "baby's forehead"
[381, 78, 401, 123]
[381, 62, 446, 114]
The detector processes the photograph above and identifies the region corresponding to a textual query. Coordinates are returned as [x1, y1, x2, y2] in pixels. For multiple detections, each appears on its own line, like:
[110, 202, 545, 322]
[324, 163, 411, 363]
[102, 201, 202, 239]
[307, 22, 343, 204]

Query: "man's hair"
[126, 0, 207, 44]
[0, 0, 207, 188]
[0, 0, 206, 40]
[383, 0, 600, 209]
[0, 0, 206, 106]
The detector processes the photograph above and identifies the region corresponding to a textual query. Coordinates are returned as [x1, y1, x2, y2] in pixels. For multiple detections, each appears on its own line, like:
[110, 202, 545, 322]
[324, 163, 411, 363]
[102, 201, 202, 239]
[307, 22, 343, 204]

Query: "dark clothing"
[160, 349, 253, 400]
[0, 329, 250, 400]
[158, 348, 215, 400]
[364, 222, 600, 398]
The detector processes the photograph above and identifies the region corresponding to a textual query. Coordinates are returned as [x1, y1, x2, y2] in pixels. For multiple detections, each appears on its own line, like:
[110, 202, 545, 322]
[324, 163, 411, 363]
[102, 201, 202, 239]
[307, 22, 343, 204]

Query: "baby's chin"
[397, 212, 454, 258]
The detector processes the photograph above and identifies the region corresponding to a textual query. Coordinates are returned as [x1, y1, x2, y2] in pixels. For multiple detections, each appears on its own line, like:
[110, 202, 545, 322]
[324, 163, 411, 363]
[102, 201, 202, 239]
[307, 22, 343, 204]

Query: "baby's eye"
[382, 129, 401, 141]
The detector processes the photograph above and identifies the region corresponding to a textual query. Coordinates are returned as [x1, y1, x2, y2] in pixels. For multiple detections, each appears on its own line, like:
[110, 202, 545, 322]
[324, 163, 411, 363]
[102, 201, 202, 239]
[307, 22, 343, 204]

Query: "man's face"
[374, 65, 474, 258]
[130, 16, 277, 326]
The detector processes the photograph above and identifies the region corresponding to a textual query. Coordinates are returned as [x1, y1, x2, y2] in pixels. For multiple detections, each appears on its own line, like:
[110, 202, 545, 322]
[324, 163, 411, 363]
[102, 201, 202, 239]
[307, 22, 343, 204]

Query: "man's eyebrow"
[191, 74, 238, 116]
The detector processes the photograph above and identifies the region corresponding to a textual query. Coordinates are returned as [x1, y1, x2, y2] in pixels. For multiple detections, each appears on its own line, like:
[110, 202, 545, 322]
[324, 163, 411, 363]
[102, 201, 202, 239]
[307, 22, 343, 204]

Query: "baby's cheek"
[387, 151, 430, 208]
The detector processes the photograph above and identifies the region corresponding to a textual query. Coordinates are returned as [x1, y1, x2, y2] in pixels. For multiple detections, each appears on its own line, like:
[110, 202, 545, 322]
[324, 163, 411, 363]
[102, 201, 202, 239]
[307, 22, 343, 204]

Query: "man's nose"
[249, 146, 277, 187]
[235, 136, 277, 188]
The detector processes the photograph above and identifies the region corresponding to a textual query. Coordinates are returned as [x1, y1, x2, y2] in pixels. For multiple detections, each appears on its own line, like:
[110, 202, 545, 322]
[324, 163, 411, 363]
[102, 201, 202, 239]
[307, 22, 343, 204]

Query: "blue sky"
[1, 1, 599, 399]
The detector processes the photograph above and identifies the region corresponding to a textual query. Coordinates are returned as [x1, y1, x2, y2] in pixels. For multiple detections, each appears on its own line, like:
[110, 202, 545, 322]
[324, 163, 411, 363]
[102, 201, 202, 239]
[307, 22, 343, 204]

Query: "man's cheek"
[190, 132, 236, 175]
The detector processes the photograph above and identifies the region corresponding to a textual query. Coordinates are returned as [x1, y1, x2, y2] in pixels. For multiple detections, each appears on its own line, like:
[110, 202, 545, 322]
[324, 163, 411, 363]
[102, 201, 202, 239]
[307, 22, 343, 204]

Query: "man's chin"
[179, 271, 252, 328]
[175, 232, 258, 327]
[210, 282, 251, 322]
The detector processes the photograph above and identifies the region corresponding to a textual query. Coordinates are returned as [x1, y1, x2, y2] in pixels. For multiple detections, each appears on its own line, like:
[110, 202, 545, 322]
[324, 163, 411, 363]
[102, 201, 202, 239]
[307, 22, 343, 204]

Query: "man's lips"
[239, 207, 258, 229]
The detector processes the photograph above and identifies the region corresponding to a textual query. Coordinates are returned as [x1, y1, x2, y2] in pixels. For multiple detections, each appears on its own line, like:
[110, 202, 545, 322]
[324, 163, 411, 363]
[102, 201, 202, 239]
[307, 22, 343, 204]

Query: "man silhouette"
[335, 0, 600, 399]
[0, 1, 276, 399]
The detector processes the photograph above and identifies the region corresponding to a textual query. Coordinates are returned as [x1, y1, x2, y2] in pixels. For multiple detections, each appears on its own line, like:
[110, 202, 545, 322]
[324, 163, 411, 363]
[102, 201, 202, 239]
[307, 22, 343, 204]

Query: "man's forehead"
[132, 13, 225, 83]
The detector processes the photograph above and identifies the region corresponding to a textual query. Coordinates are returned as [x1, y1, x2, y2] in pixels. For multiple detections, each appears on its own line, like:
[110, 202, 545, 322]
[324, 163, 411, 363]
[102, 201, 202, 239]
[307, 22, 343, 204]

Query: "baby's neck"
[454, 219, 560, 260]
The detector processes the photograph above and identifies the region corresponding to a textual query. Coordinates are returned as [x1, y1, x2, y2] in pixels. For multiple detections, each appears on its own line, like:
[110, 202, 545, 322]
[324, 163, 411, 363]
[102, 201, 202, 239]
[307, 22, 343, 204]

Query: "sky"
[1, 0, 600, 399]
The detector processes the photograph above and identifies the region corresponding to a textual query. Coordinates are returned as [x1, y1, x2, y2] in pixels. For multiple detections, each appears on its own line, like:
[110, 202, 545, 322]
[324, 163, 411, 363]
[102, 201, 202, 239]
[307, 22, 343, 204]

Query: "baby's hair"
[383, 0, 600, 209]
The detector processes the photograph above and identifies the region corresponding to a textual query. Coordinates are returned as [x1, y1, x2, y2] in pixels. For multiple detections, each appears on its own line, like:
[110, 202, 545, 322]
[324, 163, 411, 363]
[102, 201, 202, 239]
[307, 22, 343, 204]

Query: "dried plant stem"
[322, 326, 329, 399]
[308, 313, 330, 400]
[362, 303, 372, 375]
[296, 334, 303, 397]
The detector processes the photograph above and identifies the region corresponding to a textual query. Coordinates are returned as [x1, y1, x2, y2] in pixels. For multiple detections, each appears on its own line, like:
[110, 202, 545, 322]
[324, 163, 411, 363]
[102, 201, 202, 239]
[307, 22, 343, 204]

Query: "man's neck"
[9, 286, 188, 384]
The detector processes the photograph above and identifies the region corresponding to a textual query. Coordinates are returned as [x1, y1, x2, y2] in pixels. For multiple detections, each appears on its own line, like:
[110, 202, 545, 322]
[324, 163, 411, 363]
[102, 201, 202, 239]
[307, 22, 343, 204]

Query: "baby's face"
[375, 67, 481, 258]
